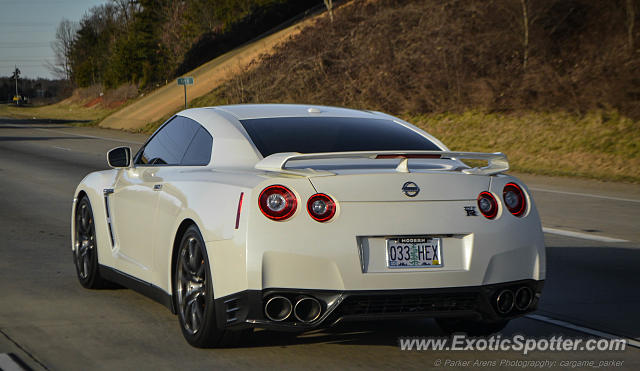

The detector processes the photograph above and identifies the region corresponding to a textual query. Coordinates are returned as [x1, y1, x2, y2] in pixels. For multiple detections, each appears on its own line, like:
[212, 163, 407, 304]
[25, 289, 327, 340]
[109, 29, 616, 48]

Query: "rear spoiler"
[255, 150, 509, 175]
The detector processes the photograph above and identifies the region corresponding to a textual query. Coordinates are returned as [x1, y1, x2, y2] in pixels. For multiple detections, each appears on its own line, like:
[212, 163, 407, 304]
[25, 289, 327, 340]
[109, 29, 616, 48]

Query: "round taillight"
[477, 192, 498, 219]
[307, 193, 336, 222]
[503, 183, 526, 217]
[259, 185, 297, 221]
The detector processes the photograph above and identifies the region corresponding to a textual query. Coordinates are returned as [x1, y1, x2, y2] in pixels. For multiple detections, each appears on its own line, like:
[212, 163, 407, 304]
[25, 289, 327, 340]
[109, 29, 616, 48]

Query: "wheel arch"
[169, 218, 198, 314]
[76, 189, 88, 201]
[71, 188, 99, 263]
[71, 190, 89, 243]
[72, 170, 119, 268]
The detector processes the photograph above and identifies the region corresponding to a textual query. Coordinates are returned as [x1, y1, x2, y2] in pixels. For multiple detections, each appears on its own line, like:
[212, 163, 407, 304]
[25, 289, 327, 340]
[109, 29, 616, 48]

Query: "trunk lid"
[309, 172, 490, 202]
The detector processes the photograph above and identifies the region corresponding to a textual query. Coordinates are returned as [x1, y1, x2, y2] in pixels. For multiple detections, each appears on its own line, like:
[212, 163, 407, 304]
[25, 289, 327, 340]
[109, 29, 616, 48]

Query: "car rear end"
[208, 106, 545, 332]
[217, 166, 544, 331]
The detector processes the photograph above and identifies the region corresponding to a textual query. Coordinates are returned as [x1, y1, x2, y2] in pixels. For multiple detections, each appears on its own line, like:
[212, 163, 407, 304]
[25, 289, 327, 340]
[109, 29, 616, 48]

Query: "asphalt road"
[1, 118, 638, 370]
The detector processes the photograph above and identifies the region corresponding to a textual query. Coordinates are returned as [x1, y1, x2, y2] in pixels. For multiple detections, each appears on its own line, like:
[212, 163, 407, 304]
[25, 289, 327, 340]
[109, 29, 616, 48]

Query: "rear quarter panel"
[154, 169, 303, 297]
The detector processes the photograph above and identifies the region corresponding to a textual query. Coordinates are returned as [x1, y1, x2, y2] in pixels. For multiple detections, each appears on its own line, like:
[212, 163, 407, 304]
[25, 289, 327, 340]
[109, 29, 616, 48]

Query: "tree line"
[0, 76, 65, 103]
[51, 0, 322, 89]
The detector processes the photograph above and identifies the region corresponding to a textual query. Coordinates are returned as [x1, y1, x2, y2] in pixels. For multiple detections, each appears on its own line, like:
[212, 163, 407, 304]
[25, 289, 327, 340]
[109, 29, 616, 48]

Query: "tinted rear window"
[239, 117, 440, 157]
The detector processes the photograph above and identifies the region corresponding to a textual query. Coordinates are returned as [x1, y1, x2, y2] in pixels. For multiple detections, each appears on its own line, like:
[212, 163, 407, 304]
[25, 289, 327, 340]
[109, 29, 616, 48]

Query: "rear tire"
[435, 318, 509, 336]
[174, 225, 250, 348]
[73, 196, 109, 289]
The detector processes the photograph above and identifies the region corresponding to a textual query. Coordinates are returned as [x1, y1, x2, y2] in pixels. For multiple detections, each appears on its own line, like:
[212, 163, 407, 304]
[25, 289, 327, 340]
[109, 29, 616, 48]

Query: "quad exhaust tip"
[495, 289, 515, 314]
[515, 286, 534, 311]
[495, 286, 534, 315]
[294, 297, 322, 323]
[264, 296, 292, 321]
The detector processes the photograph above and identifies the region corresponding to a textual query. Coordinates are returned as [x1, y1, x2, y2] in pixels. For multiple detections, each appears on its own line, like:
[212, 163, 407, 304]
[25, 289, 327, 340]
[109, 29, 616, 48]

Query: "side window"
[181, 127, 213, 165]
[136, 116, 199, 165]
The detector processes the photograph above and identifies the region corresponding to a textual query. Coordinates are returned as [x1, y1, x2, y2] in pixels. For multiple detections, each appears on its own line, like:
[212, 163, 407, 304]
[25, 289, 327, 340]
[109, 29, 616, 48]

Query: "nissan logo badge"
[402, 182, 420, 197]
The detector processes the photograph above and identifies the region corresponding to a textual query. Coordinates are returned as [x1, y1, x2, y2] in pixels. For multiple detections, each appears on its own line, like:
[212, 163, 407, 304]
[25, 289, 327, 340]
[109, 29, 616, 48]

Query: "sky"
[0, 0, 107, 80]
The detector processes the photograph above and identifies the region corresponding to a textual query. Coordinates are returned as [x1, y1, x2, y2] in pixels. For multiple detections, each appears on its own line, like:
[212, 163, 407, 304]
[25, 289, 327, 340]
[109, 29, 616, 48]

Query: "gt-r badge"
[402, 182, 420, 197]
[464, 206, 478, 216]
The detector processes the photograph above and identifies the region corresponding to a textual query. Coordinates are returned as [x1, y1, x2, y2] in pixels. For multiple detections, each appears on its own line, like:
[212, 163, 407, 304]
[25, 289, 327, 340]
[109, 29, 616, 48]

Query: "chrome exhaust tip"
[264, 296, 292, 321]
[514, 286, 534, 311]
[495, 289, 515, 315]
[293, 296, 322, 323]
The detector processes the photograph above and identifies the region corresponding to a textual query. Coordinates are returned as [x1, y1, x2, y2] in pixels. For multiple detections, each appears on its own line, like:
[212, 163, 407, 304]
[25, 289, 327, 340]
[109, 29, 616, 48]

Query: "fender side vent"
[103, 194, 115, 248]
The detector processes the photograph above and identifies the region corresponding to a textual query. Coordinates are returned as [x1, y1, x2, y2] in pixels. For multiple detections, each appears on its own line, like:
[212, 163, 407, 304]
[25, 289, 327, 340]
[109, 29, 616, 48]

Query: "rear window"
[239, 117, 440, 157]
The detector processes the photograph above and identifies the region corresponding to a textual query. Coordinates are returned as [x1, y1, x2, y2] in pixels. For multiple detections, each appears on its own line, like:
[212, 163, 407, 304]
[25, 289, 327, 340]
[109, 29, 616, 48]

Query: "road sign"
[177, 77, 194, 85]
[177, 77, 194, 109]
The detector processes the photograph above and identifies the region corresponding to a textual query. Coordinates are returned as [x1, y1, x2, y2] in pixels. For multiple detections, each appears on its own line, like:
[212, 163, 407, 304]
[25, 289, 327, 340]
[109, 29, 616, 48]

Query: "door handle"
[153, 184, 163, 191]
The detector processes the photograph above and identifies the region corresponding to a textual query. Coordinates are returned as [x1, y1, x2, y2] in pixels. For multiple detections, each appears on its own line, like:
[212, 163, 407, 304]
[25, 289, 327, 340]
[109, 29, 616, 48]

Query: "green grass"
[0, 102, 114, 124]
[407, 110, 640, 183]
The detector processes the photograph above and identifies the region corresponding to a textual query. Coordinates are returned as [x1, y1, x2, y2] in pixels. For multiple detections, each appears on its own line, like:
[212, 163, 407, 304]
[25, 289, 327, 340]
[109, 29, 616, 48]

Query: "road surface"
[0, 118, 638, 370]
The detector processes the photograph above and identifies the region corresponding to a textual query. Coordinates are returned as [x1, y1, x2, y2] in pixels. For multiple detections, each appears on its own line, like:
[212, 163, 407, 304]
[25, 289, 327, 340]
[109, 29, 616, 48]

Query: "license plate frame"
[386, 236, 442, 268]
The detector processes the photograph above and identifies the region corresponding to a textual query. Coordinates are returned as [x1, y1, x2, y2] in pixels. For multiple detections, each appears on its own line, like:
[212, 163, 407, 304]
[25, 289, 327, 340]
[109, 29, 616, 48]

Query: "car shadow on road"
[0, 136, 88, 141]
[244, 319, 446, 348]
[0, 118, 90, 125]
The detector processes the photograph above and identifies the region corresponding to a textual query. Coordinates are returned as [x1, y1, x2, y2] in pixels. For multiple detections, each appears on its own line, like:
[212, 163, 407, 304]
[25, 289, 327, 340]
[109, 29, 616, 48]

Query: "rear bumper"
[215, 279, 544, 332]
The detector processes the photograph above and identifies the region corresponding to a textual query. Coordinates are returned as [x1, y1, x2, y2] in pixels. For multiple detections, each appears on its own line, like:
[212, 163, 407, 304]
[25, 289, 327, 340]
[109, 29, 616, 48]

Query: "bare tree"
[47, 19, 77, 80]
[324, 0, 334, 22]
[520, 0, 529, 71]
[110, 0, 140, 29]
[627, 0, 635, 54]
[160, 0, 188, 68]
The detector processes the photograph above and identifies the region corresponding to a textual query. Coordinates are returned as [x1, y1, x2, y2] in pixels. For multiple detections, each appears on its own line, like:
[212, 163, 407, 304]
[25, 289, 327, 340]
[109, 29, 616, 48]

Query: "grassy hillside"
[0, 84, 137, 122]
[187, 0, 640, 182]
[409, 111, 640, 183]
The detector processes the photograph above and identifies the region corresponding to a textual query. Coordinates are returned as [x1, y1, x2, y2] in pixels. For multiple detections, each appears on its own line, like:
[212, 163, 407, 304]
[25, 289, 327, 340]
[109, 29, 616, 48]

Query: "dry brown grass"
[187, 0, 639, 182]
[209, 0, 638, 118]
[410, 111, 640, 183]
[1, 83, 139, 122]
[0, 101, 112, 122]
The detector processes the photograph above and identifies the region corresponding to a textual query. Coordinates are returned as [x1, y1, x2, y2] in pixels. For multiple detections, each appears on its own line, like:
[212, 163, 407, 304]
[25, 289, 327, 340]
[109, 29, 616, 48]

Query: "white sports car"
[72, 104, 545, 347]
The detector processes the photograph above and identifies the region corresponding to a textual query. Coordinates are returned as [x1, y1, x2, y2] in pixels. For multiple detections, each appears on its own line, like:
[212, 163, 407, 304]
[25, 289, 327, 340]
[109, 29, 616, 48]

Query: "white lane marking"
[53, 146, 71, 151]
[529, 187, 640, 204]
[542, 227, 629, 243]
[526, 314, 640, 349]
[0, 353, 25, 371]
[34, 127, 144, 145]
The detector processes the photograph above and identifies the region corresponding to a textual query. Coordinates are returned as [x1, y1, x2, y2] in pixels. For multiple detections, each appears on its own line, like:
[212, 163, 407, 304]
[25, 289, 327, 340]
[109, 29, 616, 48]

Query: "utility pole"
[12, 65, 21, 104]
[14, 66, 20, 97]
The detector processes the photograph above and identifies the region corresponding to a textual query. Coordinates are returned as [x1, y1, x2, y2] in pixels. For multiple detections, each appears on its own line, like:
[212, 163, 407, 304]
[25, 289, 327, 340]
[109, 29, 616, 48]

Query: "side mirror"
[107, 147, 131, 168]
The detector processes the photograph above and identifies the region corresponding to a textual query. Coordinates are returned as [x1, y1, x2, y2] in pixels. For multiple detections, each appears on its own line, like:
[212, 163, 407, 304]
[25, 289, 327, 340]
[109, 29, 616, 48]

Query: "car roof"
[211, 104, 381, 120]
[175, 104, 448, 169]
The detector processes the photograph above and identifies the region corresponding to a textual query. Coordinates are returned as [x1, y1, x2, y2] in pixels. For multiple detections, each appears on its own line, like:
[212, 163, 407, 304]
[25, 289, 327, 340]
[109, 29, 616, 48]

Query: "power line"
[0, 22, 56, 28]
[0, 46, 51, 49]
[0, 58, 52, 61]
[0, 42, 51, 47]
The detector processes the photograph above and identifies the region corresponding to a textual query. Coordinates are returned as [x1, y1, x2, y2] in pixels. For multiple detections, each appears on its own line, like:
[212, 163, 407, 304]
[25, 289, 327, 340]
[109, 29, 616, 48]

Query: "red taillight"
[259, 185, 297, 221]
[235, 192, 244, 229]
[477, 191, 498, 219]
[503, 183, 526, 217]
[307, 193, 336, 222]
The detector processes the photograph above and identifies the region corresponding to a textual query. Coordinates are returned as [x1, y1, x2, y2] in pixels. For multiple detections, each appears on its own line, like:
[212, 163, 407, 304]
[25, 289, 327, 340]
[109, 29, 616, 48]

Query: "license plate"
[386, 237, 442, 268]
